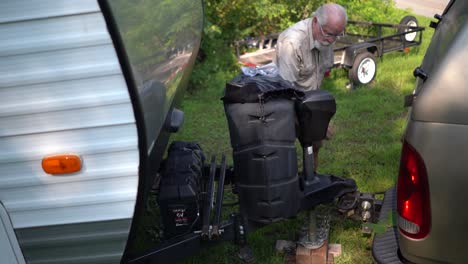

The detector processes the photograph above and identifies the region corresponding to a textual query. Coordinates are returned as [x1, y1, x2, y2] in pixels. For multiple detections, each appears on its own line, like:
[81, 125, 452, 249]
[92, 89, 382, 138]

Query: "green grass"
[167, 15, 434, 264]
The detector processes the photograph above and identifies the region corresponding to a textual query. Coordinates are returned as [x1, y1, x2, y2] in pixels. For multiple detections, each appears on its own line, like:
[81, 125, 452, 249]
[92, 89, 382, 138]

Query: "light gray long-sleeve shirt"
[274, 18, 334, 90]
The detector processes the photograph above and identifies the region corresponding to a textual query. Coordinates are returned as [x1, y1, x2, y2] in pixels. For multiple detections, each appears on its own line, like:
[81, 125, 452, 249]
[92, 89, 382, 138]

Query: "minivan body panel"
[413, 23, 468, 124]
[398, 0, 468, 263]
[401, 121, 468, 264]
[413, 0, 467, 96]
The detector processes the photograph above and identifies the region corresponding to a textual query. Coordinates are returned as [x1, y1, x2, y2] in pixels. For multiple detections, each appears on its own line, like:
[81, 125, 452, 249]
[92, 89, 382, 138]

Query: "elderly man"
[274, 3, 347, 171]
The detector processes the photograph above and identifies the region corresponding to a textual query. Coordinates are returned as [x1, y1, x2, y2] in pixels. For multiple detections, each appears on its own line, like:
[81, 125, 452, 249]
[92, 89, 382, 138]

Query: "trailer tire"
[398, 16, 419, 42]
[349, 52, 377, 86]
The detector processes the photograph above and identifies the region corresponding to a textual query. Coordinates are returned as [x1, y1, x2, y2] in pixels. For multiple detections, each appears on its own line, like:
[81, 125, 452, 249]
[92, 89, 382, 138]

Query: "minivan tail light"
[397, 141, 431, 239]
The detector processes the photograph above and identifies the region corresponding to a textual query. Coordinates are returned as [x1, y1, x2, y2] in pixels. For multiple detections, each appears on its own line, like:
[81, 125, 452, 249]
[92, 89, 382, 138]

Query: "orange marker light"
[42, 154, 82, 175]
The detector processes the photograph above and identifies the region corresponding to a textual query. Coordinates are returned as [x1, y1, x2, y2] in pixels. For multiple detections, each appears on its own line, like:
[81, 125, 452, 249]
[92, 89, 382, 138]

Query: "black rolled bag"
[222, 74, 304, 226]
[222, 73, 338, 227]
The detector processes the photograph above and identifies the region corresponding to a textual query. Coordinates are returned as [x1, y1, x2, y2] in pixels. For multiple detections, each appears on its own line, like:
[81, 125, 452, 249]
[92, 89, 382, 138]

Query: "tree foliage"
[202, 0, 404, 42]
[203, 0, 323, 42]
[335, 0, 404, 23]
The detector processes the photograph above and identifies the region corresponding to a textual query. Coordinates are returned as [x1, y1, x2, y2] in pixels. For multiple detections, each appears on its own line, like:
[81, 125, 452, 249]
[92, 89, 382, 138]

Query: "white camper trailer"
[0, 0, 203, 263]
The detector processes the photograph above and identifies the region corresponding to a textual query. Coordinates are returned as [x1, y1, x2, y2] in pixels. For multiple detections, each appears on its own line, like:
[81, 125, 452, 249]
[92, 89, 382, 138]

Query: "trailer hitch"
[144, 146, 383, 263]
[336, 190, 384, 235]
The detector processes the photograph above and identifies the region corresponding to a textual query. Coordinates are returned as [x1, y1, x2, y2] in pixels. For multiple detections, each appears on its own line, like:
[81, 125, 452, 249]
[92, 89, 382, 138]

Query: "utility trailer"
[334, 16, 425, 87]
[236, 16, 424, 88]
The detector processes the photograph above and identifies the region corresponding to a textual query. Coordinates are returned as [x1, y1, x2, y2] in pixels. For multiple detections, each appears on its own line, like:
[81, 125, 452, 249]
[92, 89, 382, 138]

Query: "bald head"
[315, 3, 347, 32]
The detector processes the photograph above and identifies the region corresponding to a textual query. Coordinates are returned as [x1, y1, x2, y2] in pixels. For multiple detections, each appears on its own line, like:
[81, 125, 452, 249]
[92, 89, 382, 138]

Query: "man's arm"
[276, 40, 301, 84]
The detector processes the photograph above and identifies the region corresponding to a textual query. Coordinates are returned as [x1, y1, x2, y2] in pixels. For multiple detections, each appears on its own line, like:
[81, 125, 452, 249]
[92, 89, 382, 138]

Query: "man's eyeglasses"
[318, 21, 345, 38]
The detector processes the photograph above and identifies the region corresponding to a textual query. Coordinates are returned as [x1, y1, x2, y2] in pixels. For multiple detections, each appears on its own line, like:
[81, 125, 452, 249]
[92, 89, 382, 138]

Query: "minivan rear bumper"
[372, 187, 408, 264]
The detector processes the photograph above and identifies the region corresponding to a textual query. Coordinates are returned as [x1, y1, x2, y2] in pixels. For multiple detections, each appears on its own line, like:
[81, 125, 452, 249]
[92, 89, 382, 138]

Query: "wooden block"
[296, 246, 312, 264]
[285, 252, 296, 264]
[296, 242, 329, 264]
[327, 253, 334, 264]
[328, 244, 342, 257]
[310, 242, 327, 264]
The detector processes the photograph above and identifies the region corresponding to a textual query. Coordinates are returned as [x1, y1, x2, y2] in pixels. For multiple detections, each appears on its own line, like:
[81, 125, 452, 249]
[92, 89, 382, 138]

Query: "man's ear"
[312, 16, 318, 28]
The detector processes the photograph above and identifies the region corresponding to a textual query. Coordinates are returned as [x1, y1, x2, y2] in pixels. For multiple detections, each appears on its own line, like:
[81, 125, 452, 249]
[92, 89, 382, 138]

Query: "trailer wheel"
[398, 16, 419, 42]
[349, 52, 377, 86]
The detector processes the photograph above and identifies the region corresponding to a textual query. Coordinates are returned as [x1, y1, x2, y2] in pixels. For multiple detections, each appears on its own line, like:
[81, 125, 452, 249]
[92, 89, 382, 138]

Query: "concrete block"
[275, 240, 296, 253]
[328, 244, 342, 257]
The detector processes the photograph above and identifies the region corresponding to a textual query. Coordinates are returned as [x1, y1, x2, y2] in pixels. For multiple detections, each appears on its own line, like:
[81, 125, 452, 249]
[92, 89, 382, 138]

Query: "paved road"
[395, 0, 450, 18]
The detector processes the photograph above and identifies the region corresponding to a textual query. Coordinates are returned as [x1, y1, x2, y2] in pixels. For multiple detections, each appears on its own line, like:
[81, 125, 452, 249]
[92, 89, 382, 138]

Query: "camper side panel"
[0, 1, 139, 263]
